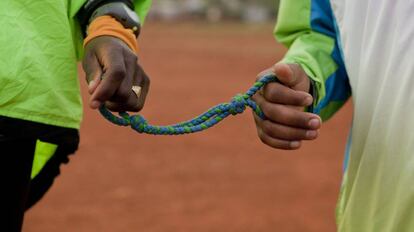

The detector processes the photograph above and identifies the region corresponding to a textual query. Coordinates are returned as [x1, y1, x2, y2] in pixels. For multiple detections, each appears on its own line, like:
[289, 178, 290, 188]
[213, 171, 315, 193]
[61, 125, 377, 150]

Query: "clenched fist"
[82, 36, 150, 112]
[253, 63, 322, 150]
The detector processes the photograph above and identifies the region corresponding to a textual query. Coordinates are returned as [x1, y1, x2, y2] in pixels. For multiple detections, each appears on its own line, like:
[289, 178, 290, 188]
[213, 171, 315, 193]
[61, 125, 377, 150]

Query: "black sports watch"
[89, 2, 141, 37]
[77, 0, 141, 37]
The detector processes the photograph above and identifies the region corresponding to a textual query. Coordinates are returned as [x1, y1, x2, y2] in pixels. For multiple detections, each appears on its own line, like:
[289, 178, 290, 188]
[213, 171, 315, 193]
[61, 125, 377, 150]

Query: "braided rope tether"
[99, 74, 277, 135]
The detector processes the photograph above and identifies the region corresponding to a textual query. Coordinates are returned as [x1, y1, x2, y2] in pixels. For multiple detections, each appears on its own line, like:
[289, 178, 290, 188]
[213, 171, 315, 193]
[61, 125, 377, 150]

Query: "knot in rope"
[229, 94, 248, 115]
[98, 74, 277, 135]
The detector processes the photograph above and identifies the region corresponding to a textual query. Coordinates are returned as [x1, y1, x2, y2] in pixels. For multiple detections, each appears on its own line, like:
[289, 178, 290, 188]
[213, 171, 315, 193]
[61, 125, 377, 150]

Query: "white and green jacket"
[276, 0, 414, 231]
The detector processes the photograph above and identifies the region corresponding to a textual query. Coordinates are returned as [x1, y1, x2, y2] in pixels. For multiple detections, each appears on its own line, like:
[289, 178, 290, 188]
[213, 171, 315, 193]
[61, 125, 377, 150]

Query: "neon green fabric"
[276, 1, 414, 231]
[274, 0, 343, 121]
[31, 140, 58, 179]
[0, 0, 151, 129]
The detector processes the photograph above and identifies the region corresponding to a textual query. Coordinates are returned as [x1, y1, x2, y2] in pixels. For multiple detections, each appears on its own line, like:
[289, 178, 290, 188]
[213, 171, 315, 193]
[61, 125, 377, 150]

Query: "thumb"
[272, 63, 306, 88]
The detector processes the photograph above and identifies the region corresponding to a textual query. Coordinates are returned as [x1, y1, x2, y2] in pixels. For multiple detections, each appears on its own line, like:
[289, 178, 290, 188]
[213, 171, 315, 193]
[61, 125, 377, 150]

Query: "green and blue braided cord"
[99, 74, 277, 135]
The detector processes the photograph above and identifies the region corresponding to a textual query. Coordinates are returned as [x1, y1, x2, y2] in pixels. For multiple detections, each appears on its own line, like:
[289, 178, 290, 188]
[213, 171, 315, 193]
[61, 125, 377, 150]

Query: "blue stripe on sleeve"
[310, 0, 351, 115]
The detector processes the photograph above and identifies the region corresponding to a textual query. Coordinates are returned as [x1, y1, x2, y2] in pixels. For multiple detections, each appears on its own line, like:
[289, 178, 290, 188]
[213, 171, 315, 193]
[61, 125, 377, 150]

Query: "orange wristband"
[83, 15, 139, 53]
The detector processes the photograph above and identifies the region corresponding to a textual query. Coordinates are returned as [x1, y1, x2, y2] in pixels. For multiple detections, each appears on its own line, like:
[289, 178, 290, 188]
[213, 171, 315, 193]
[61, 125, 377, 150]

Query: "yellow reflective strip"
[31, 140, 58, 179]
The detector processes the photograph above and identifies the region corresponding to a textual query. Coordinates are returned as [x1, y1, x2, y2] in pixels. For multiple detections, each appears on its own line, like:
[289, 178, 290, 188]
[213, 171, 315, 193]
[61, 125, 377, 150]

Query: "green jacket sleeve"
[275, 0, 351, 121]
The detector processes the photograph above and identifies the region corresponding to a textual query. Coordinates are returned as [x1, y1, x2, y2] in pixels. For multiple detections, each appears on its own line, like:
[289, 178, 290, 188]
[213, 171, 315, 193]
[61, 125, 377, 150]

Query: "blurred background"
[24, 1, 352, 232]
[147, 0, 278, 23]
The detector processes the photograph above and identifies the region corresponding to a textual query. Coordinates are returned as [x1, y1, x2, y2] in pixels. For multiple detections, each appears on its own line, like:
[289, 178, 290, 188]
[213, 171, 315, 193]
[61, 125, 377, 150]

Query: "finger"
[82, 52, 103, 94]
[259, 101, 322, 130]
[90, 51, 126, 109]
[263, 82, 313, 106]
[254, 110, 318, 141]
[261, 120, 319, 141]
[104, 78, 134, 112]
[254, 113, 301, 149]
[272, 63, 307, 87]
[105, 63, 137, 112]
[106, 62, 150, 112]
[110, 52, 137, 104]
[133, 65, 150, 111]
[257, 128, 301, 150]
[252, 92, 267, 113]
[104, 93, 137, 112]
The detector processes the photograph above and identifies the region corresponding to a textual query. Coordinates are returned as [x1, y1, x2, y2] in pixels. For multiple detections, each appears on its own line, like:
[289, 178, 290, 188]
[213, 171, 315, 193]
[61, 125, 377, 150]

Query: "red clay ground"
[24, 22, 352, 232]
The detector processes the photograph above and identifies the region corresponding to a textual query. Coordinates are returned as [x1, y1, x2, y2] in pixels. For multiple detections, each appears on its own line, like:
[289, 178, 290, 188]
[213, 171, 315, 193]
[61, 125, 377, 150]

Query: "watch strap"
[88, 2, 141, 37]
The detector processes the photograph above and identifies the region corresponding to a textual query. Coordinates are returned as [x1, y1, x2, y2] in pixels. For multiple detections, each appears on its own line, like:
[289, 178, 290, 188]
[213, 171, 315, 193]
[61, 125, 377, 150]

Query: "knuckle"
[297, 129, 309, 139]
[133, 100, 144, 112]
[262, 121, 303, 141]
[109, 65, 126, 79]
[126, 52, 138, 64]
[302, 95, 311, 104]
[292, 113, 310, 128]
[128, 96, 144, 112]
[257, 130, 268, 144]
[262, 102, 278, 119]
[94, 92, 110, 102]
[261, 137, 273, 148]
[282, 128, 295, 140]
[117, 89, 130, 102]
[261, 120, 276, 136]
[292, 95, 306, 105]
[139, 72, 150, 87]
[277, 108, 306, 128]
[144, 74, 150, 85]
[269, 104, 286, 121]
[253, 113, 262, 126]
[263, 85, 277, 101]
[105, 102, 120, 112]
[131, 104, 143, 112]
[286, 128, 305, 140]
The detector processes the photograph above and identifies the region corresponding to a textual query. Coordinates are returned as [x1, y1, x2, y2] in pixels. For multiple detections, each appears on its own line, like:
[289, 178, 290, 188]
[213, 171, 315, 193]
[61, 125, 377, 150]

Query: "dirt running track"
[24, 22, 352, 232]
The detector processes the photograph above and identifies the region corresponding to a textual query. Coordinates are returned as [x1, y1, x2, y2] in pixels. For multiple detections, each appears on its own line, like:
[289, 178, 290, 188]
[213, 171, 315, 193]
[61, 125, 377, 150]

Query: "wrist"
[89, 2, 141, 37]
[83, 15, 139, 53]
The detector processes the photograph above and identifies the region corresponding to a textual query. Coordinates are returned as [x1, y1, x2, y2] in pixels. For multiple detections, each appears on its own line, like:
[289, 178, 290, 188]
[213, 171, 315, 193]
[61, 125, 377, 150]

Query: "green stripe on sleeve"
[274, 0, 339, 119]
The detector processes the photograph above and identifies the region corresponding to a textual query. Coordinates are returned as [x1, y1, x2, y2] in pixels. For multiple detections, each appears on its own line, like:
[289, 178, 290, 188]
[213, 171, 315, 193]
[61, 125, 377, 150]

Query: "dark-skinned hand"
[252, 63, 322, 150]
[82, 36, 150, 112]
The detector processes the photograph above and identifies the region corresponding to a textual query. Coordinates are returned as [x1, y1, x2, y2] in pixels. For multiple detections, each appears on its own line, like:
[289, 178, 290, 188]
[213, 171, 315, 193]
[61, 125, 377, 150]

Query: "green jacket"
[0, 0, 151, 129]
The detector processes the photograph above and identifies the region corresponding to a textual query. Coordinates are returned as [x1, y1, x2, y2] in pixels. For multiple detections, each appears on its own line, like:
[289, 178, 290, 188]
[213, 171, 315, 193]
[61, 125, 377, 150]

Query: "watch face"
[124, 5, 140, 24]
